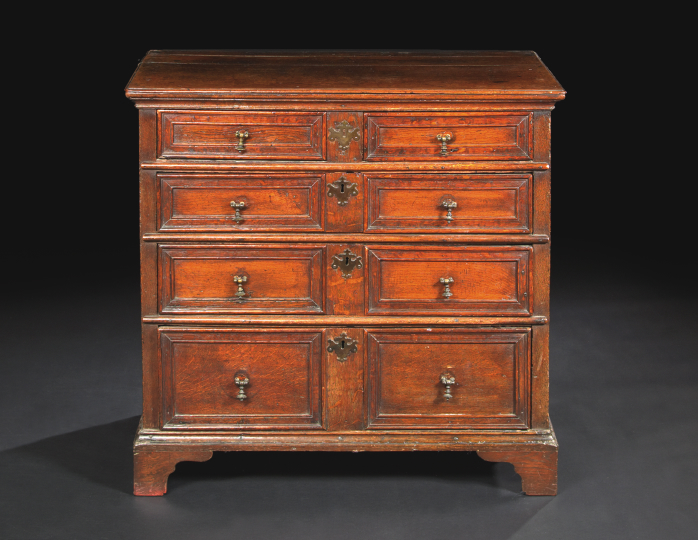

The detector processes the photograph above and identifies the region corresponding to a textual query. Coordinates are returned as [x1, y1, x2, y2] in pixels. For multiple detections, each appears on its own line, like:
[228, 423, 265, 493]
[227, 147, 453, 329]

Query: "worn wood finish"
[325, 172, 364, 232]
[159, 244, 325, 314]
[127, 50, 564, 496]
[365, 113, 531, 161]
[366, 173, 530, 233]
[159, 173, 324, 232]
[159, 111, 325, 160]
[477, 447, 558, 495]
[366, 245, 531, 315]
[133, 447, 213, 496]
[160, 328, 323, 429]
[367, 329, 530, 429]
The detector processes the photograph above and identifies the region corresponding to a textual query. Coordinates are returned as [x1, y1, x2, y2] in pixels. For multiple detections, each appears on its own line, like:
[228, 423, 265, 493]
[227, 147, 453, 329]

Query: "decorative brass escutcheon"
[327, 176, 359, 206]
[331, 248, 363, 279]
[327, 332, 358, 362]
[440, 277, 454, 298]
[436, 133, 452, 156]
[440, 373, 456, 400]
[233, 275, 248, 302]
[230, 200, 245, 223]
[328, 120, 360, 154]
[235, 130, 249, 152]
[234, 373, 249, 401]
[440, 199, 457, 222]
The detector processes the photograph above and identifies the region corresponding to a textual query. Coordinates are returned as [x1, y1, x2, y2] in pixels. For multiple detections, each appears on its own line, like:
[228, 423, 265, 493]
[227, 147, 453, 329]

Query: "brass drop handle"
[440, 199, 457, 222]
[440, 277, 454, 298]
[440, 373, 456, 400]
[230, 201, 245, 223]
[235, 130, 249, 152]
[233, 275, 248, 301]
[234, 374, 249, 401]
[436, 133, 452, 156]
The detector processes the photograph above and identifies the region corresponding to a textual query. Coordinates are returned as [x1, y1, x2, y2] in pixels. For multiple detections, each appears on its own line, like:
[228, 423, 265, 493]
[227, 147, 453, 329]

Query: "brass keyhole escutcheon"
[331, 248, 363, 279]
[328, 120, 360, 155]
[327, 332, 358, 362]
[327, 176, 359, 206]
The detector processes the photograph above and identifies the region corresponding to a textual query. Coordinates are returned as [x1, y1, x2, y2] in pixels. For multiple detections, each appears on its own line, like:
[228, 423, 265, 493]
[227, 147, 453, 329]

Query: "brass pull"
[235, 130, 249, 152]
[230, 201, 245, 223]
[233, 275, 248, 301]
[234, 374, 249, 401]
[440, 277, 454, 298]
[436, 133, 452, 156]
[440, 199, 457, 222]
[440, 373, 455, 400]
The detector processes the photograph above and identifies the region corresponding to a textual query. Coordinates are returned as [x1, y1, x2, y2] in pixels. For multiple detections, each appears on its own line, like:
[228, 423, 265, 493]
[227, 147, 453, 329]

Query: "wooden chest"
[125, 50, 565, 496]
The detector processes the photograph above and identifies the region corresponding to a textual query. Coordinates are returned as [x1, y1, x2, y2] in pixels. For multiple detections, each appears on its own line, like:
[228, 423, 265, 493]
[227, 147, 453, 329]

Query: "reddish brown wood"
[158, 245, 325, 314]
[477, 447, 558, 495]
[367, 329, 529, 429]
[366, 245, 531, 315]
[160, 328, 323, 429]
[325, 172, 363, 233]
[158, 173, 324, 232]
[158, 111, 325, 160]
[134, 448, 213, 496]
[326, 244, 365, 316]
[127, 50, 564, 496]
[325, 328, 365, 430]
[365, 173, 530, 233]
[365, 113, 532, 161]
[327, 112, 363, 163]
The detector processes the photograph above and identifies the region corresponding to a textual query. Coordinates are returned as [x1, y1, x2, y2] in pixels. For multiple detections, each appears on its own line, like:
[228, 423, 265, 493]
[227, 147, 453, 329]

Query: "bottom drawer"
[367, 328, 530, 429]
[160, 328, 323, 430]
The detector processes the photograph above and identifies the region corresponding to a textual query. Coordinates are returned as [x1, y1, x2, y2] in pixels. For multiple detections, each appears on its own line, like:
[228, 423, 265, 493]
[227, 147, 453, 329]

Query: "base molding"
[133, 417, 558, 496]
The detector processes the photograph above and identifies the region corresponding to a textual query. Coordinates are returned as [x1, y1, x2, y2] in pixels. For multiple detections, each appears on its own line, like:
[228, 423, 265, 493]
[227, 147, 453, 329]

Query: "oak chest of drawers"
[125, 50, 565, 496]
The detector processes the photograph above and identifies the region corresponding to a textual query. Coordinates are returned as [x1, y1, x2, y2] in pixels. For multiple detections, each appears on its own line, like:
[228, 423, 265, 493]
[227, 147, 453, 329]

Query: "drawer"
[158, 111, 325, 160]
[366, 174, 531, 233]
[159, 174, 324, 232]
[366, 246, 531, 315]
[160, 328, 323, 429]
[159, 245, 325, 314]
[365, 113, 532, 161]
[367, 329, 530, 429]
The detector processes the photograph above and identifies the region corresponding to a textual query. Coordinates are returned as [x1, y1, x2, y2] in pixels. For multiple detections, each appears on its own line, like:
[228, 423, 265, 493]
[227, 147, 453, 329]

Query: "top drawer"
[158, 111, 325, 160]
[365, 113, 532, 161]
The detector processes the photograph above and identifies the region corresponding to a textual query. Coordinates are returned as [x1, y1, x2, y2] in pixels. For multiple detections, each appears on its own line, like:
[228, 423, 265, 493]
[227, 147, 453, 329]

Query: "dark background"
[2, 6, 695, 539]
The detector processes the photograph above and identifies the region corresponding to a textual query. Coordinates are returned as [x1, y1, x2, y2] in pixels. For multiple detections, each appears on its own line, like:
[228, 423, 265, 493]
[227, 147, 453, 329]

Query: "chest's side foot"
[477, 446, 558, 496]
[133, 448, 214, 496]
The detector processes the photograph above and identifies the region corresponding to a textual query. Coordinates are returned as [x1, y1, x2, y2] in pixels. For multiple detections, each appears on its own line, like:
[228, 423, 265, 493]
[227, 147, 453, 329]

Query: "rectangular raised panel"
[159, 245, 325, 314]
[366, 174, 530, 233]
[367, 329, 530, 429]
[159, 174, 324, 232]
[366, 246, 531, 315]
[365, 113, 531, 161]
[159, 111, 325, 159]
[160, 328, 322, 429]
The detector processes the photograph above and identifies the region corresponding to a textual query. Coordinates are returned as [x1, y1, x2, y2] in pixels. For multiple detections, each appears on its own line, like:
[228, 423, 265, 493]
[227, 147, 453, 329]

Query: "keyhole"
[341, 340, 345, 349]
[345, 256, 350, 265]
[340, 182, 345, 193]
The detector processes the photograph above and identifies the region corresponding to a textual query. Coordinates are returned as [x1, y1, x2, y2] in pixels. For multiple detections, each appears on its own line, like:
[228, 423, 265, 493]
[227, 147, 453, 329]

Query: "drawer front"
[159, 174, 324, 232]
[159, 111, 325, 160]
[160, 328, 323, 429]
[366, 174, 530, 233]
[367, 329, 530, 429]
[159, 245, 325, 314]
[365, 113, 531, 161]
[366, 246, 531, 315]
